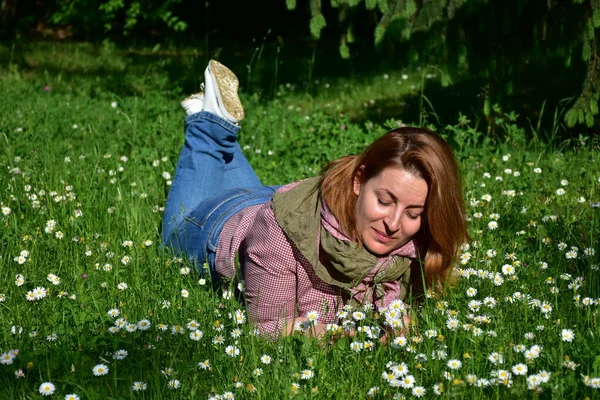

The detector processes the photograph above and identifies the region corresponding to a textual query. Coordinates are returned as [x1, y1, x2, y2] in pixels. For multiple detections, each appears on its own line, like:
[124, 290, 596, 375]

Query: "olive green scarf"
[271, 177, 411, 293]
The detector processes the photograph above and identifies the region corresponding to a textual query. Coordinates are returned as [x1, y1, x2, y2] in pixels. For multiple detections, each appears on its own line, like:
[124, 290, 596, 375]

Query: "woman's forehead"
[369, 166, 428, 204]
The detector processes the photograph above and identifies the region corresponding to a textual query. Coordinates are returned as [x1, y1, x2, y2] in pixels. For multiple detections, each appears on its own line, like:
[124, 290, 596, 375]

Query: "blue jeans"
[162, 111, 279, 280]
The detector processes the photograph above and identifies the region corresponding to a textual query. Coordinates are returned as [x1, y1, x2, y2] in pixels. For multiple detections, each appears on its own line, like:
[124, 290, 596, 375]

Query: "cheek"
[357, 200, 382, 225]
[356, 197, 374, 228]
[405, 218, 422, 235]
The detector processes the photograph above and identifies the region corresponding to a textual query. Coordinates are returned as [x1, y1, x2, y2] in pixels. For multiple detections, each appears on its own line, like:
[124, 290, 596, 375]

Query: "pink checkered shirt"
[215, 181, 417, 338]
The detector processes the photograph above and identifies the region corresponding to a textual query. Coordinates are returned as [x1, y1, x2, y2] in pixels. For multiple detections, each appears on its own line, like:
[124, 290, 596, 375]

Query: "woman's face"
[353, 166, 428, 256]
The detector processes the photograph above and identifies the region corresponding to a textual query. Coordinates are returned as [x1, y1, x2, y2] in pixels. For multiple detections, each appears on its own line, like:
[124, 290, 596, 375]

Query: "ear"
[353, 165, 365, 196]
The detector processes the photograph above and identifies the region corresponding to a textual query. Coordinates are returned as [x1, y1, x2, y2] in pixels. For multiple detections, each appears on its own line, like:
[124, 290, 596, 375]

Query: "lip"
[373, 228, 394, 243]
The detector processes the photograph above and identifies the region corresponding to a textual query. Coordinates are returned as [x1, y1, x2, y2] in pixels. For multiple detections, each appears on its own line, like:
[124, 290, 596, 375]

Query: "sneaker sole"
[208, 60, 245, 122]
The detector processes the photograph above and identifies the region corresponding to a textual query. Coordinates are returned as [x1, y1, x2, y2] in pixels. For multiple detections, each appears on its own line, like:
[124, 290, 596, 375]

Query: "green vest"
[271, 177, 412, 300]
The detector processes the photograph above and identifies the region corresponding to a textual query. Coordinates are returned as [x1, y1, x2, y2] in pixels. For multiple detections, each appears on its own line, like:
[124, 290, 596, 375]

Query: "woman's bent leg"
[162, 111, 261, 243]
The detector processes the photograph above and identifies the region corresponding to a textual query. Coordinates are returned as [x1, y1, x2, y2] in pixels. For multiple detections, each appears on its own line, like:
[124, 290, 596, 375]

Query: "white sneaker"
[181, 84, 204, 116]
[202, 60, 245, 124]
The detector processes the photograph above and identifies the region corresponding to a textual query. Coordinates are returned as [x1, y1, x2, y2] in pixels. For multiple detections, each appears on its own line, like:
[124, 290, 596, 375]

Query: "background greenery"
[1, 0, 599, 136]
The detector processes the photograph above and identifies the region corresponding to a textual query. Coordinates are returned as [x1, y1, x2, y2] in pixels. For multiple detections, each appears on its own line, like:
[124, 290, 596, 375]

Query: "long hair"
[319, 127, 467, 288]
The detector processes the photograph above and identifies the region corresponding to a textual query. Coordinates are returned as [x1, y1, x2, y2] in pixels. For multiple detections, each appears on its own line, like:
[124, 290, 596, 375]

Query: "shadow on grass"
[0, 36, 591, 138]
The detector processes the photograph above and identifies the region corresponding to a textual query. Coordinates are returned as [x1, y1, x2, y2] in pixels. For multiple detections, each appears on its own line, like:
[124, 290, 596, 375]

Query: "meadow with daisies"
[1, 42, 600, 399]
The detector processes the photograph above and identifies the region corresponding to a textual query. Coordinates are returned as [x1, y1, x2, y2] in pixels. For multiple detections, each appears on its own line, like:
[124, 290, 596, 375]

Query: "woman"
[163, 60, 467, 339]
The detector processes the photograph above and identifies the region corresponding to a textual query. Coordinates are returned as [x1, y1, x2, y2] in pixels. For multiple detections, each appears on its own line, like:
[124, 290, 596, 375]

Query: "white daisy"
[190, 330, 204, 341]
[107, 308, 120, 318]
[93, 364, 109, 376]
[132, 381, 148, 391]
[512, 363, 528, 375]
[137, 319, 151, 330]
[261, 354, 272, 364]
[39, 382, 55, 396]
[561, 329, 575, 342]
[299, 369, 314, 380]
[225, 345, 240, 357]
[113, 349, 128, 360]
[168, 379, 181, 389]
[447, 359, 462, 370]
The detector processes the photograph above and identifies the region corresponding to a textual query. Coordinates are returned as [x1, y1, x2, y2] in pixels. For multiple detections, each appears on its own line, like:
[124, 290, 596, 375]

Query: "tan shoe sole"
[208, 60, 245, 122]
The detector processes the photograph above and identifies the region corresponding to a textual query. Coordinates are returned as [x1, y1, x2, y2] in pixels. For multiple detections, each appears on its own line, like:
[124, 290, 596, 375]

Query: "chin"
[363, 240, 393, 256]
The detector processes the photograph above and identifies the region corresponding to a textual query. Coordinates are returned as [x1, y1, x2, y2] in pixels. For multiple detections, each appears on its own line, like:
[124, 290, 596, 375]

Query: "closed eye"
[377, 198, 391, 206]
[406, 212, 421, 220]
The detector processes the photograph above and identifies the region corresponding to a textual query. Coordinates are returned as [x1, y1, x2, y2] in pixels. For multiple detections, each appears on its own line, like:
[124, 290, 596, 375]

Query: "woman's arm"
[242, 202, 347, 340]
[243, 205, 302, 338]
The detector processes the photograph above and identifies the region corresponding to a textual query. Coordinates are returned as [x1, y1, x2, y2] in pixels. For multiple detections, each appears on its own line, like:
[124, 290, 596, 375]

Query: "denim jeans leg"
[169, 185, 280, 280]
[162, 111, 262, 243]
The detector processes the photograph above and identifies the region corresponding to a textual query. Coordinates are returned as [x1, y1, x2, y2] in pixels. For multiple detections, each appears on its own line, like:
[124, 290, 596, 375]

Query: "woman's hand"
[281, 317, 328, 338]
[281, 317, 355, 347]
[281, 313, 411, 347]
[379, 314, 411, 344]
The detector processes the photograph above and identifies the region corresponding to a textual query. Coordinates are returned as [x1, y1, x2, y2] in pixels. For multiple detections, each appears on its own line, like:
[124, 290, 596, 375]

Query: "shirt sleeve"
[242, 202, 299, 338]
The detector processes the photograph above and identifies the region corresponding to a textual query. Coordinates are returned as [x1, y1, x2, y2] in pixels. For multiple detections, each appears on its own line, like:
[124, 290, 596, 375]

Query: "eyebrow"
[379, 189, 425, 209]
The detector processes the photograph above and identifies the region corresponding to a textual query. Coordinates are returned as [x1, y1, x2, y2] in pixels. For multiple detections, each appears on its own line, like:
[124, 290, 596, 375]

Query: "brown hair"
[319, 127, 467, 288]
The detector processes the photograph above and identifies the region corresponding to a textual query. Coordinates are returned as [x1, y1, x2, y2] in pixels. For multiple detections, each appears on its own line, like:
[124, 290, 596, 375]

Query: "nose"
[383, 209, 402, 233]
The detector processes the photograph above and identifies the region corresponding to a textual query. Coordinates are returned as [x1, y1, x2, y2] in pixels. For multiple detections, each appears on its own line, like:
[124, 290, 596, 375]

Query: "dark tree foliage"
[289, 0, 599, 128]
[1, 0, 598, 130]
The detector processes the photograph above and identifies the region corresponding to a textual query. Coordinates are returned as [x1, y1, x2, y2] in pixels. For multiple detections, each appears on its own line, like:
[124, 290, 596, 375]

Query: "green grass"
[0, 41, 599, 399]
